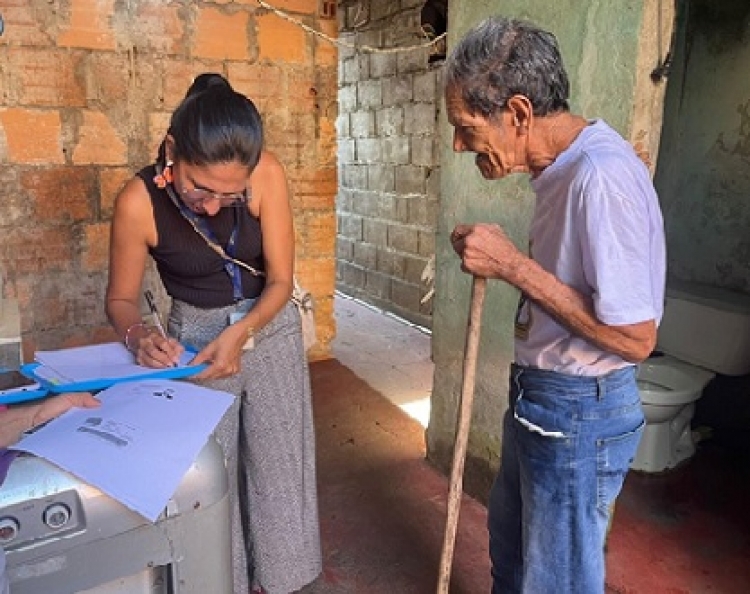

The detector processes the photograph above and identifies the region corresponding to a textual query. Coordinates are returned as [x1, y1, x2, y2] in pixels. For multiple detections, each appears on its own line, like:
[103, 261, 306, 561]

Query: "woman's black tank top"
[139, 165, 266, 308]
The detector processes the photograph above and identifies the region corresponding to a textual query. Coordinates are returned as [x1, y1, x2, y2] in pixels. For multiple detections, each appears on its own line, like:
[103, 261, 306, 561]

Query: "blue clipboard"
[0, 385, 50, 405]
[20, 355, 208, 394]
[0, 367, 49, 405]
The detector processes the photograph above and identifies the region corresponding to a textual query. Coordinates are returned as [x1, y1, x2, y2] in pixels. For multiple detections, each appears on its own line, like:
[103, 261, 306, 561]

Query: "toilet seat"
[637, 355, 715, 407]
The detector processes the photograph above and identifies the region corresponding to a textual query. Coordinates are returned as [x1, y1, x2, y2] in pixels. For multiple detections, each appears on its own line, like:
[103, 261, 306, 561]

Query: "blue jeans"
[488, 364, 644, 593]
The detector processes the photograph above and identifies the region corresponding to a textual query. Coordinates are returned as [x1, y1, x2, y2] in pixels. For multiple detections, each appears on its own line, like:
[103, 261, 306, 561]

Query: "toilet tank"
[657, 280, 750, 376]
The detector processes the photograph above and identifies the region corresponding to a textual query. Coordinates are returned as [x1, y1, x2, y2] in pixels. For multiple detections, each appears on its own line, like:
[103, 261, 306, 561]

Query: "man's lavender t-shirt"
[514, 119, 666, 376]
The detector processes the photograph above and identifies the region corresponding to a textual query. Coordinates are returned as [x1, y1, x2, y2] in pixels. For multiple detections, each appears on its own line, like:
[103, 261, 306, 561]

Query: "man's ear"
[506, 95, 533, 130]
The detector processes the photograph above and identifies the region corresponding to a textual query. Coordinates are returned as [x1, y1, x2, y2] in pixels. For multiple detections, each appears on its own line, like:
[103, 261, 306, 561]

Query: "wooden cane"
[437, 275, 487, 594]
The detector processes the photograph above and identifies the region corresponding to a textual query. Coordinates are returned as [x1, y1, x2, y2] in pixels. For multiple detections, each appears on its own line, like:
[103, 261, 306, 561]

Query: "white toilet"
[631, 280, 750, 473]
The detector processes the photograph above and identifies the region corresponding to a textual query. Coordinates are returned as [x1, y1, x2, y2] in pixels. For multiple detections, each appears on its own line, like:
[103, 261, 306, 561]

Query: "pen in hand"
[144, 290, 178, 367]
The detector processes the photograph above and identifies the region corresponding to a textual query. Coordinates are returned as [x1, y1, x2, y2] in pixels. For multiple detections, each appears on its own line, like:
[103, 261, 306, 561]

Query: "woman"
[105, 74, 321, 594]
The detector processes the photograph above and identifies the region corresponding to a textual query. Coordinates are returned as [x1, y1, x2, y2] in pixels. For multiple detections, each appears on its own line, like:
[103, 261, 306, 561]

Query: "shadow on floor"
[307, 358, 750, 593]
[304, 359, 491, 594]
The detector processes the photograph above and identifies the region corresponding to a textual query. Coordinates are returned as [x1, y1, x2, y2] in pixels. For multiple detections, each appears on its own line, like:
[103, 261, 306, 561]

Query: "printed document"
[13, 379, 235, 521]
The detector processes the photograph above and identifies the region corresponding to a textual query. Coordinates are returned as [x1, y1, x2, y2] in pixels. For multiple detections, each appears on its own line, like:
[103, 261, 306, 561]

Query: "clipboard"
[0, 369, 49, 405]
[21, 342, 208, 394]
[0, 385, 50, 405]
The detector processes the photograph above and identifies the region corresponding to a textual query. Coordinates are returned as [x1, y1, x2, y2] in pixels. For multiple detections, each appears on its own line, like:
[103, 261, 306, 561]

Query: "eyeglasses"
[180, 186, 249, 208]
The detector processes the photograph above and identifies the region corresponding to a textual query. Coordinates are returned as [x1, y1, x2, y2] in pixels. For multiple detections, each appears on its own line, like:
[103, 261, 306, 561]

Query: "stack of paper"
[25, 342, 204, 392]
[14, 379, 235, 521]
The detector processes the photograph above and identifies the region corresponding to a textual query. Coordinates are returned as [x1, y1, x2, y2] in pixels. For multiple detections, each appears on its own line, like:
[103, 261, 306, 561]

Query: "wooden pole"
[437, 276, 487, 594]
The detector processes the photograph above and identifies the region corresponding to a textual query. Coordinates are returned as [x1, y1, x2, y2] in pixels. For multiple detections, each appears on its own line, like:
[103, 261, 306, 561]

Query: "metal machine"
[0, 437, 231, 594]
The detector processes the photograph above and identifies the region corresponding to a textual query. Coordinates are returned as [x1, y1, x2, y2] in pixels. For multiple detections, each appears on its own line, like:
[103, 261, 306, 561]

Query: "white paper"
[13, 379, 235, 521]
[34, 342, 196, 384]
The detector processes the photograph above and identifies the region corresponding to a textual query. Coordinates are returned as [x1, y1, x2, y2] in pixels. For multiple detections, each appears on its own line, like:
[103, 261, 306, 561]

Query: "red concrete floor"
[304, 358, 750, 593]
[606, 440, 750, 593]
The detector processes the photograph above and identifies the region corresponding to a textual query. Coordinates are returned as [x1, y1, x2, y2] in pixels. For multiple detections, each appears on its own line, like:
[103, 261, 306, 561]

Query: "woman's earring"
[164, 160, 174, 183]
[154, 160, 174, 189]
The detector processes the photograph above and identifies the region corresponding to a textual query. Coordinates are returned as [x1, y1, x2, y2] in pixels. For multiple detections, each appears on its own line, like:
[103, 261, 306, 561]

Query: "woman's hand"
[1, 392, 100, 448]
[131, 328, 184, 369]
[31, 392, 101, 429]
[191, 324, 250, 380]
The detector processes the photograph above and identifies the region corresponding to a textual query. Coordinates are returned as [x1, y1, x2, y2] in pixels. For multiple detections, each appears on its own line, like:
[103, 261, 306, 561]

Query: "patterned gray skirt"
[168, 299, 321, 594]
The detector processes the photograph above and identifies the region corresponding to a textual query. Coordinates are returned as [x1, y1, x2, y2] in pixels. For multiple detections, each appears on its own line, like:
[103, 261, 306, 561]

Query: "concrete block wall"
[337, 0, 441, 329]
[0, 0, 337, 361]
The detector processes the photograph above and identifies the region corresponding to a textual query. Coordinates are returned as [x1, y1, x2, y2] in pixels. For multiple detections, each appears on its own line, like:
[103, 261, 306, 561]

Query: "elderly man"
[446, 17, 666, 593]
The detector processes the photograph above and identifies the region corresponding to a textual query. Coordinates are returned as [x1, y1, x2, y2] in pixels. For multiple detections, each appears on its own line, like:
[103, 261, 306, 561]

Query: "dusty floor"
[302, 295, 750, 593]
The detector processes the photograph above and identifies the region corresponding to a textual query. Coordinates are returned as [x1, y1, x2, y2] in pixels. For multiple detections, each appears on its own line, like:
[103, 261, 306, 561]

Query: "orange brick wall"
[0, 0, 337, 360]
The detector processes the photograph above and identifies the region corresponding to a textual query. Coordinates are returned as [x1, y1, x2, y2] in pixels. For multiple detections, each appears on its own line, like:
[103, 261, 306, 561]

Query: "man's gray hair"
[444, 16, 570, 117]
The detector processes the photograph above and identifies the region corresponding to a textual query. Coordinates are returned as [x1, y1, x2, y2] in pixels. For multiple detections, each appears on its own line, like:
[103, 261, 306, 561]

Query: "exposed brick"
[413, 69, 438, 103]
[341, 164, 367, 189]
[382, 136, 410, 165]
[338, 261, 366, 289]
[10, 48, 87, 108]
[356, 138, 382, 163]
[339, 214, 363, 241]
[337, 237, 355, 260]
[148, 112, 172, 158]
[350, 110, 374, 138]
[0, 1, 51, 47]
[99, 167, 133, 217]
[376, 248, 406, 277]
[391, 278, 422, 312]
[418, 229, 436, 257]
[370, 52, 398, 79]
[404, 103, 438, 135]
[228, 63, 284, 101]
[357, 80, 383, 109]
[388, 224, 419, 254]
[83, 222, 111, 272]
[375, 107, 404, 137]
[257, 13, 308, 63]
[338, 85, 358, 112]
[87, 52, 139, 111]
[130, 2, 185, 54]
[411, 136, 435, 167]
[0, 108, 64, 164]
[72, 110, 128, 166]
[0, 227, 74, 275]
[257, 0, 317, 13]
[349, 191, 379, 218]
[336, 113, 351, 138]
[365, 270, 390, 300]
[194, 7, 251, 61]
[395, 165, 426, 195]
[56, 0, 117, 50]
[363, 219, 388, 245]
[382, 76, 413, 106]
[353, 241, 377, 269]
[397, 46, 429, 74]
[337, 138, 355, 163]
[288, 166, 337, 210]
[403, 254, 429, 285]
[314, 13, 339, 67]
[22, 167, 95, 223]
[367, 164, 395, 193]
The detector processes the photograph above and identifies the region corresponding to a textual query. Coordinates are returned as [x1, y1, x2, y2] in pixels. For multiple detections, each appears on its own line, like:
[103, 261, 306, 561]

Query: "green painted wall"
[427, 0, 648, 499]
[654, 0, 750, 292]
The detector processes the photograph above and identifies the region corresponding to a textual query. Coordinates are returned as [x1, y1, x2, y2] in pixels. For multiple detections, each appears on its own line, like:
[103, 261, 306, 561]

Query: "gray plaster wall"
[654, 0, 750, 292]
[336, 0, 442, 328]
[427, 0, 649, 499]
